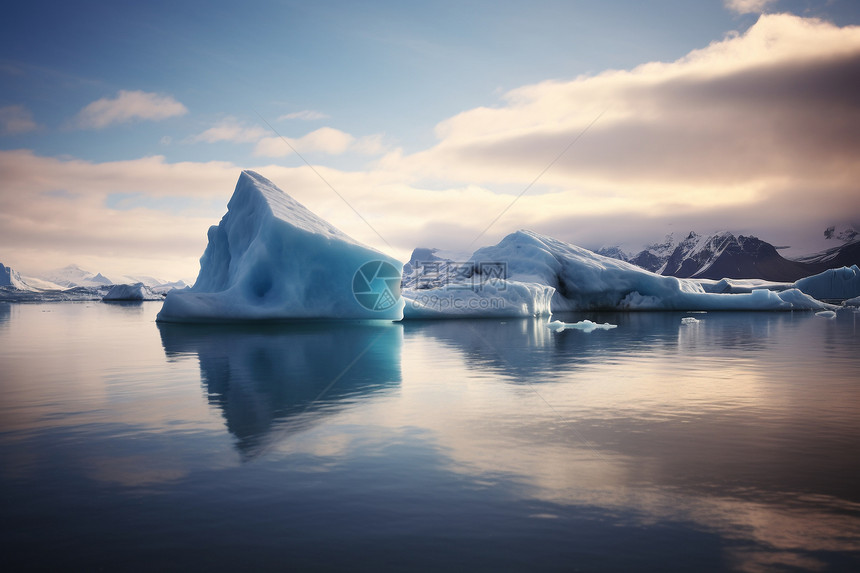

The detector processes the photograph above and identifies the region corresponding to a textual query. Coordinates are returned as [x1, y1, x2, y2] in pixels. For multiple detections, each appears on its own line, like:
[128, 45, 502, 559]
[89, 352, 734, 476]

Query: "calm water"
[1, 302, 859, 572]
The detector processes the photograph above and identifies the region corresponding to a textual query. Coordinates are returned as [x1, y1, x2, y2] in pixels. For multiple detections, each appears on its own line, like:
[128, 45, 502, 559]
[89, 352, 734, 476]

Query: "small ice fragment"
[815, 310, 837, 319]
[681, 317, 699, 324]
[546, 319, 617, 333]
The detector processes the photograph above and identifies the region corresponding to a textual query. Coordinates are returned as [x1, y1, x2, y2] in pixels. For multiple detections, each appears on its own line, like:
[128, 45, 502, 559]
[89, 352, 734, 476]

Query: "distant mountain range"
[0, 262, 188, 293]
[597, 230, 860, 282]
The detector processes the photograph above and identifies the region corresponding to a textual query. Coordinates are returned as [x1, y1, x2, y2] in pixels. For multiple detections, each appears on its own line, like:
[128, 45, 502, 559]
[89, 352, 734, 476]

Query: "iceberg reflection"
[158, 321, 403, 457]
[0, 302, 10, 327]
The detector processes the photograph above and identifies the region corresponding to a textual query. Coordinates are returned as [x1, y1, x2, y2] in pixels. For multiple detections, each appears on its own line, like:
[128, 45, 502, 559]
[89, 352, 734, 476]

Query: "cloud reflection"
[398, 312, 860, 571]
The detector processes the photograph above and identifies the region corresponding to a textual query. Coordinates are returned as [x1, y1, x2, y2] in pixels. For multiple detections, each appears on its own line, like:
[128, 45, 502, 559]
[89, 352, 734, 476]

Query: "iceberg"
[103, 283, 161, 301]
[794, 265, 860, 301]
[402, 230, 833, 318]
[546, 319, 617, 332]
[0, 263, 27, 290]
[157, 171, 403, 323]
[404, 280, 554, 318]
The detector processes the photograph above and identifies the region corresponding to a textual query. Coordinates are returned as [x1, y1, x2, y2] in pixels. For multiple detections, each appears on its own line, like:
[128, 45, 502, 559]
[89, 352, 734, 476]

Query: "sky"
[1, 0, 860, 281]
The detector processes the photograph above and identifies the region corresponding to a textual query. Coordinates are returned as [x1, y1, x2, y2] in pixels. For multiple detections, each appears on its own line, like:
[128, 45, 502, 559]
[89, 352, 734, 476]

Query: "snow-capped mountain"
[38, 264, 114, 288]
[791, 238, 860, 268]
[630, 234, 678, 273]
[1, 263, 66, 291]
[594, 246, 629, 262]
[596, 231, 860, 282]
[0, 259, 192, 297]
[658, 232, 812, 281]
[596, 235, 679, 273]
[25, 265, 188, 290]
[823, 224, 858, 243]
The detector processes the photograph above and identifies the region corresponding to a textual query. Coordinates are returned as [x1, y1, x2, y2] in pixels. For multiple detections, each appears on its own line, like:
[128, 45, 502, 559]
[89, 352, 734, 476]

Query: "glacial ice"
[0, 263, 27, 290]
[404, 280, 554, 318]
[157, 171, 403, 322]
[103, 283, 161, 301]
[794, 265, 860, 301]
[402, 230, 833, 318]
[546, 319, 617, 332]
[151, 170, 841, 322]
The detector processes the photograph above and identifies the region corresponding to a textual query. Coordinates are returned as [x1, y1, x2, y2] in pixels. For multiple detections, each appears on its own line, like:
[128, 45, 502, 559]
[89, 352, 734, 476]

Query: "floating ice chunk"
[844, 295, 860, 307]
[103, 282, 161, 301]
[546, 319, 617, 332]
[157, 171, 403, 322]
[795, 265, 860, 301]
[815, 310, 837, 319]
[681, 317, 700, 324]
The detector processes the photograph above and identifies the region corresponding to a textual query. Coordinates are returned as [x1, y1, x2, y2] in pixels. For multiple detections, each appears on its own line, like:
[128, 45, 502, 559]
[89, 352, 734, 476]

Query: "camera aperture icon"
[353, 260, 402, 311]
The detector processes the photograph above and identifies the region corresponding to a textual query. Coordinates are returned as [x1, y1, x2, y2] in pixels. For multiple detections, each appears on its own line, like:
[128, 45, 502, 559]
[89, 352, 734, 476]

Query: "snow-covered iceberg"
[103, 282, 161, 301]
[157, 171, 403, 323]
[794, 265, 860, 301]
[402, 230, 833, 318]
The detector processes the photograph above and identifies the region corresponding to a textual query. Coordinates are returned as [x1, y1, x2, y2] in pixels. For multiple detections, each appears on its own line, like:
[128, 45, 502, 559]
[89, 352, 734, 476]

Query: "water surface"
[1, 302, 858, 571]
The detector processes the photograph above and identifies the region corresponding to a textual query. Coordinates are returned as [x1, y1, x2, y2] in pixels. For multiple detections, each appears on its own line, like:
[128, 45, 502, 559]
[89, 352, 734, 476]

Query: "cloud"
[389, 14, 860, 240]
[254, 127, 356, 157]
[4, 14, 860, 280]
[189, 117, 268, 143]
[73, 90, 188, 129]
[190, 118, 387, 156]
[0, 105, 38, 135]
[0, 150, 237, 279]
[724, 0, 777, 14]
[352, 134, 389, 155]
[278, 110, 329, 121]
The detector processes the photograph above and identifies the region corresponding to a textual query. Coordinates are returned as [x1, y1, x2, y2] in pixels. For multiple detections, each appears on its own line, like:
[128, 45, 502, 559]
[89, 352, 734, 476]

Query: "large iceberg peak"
[158, 171, 403, 322]
[229, 170, 349, 241]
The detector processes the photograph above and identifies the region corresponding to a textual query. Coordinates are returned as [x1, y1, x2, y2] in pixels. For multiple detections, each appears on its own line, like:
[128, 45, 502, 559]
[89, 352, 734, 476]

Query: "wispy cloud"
[724, 0, 777, 15]
[190, 117, 388, 157]
[254, 127, 356, 157]
[278, 110, 329, 121]
[73, 90, 187, 129]
[0, 105, 38, 135]
[189, 117, 267, 143]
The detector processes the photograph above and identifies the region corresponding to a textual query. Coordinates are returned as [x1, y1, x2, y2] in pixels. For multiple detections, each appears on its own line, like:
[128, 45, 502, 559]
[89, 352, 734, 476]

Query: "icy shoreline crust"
[402, 230, 832, 317]
[157, 171, 403, 322]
